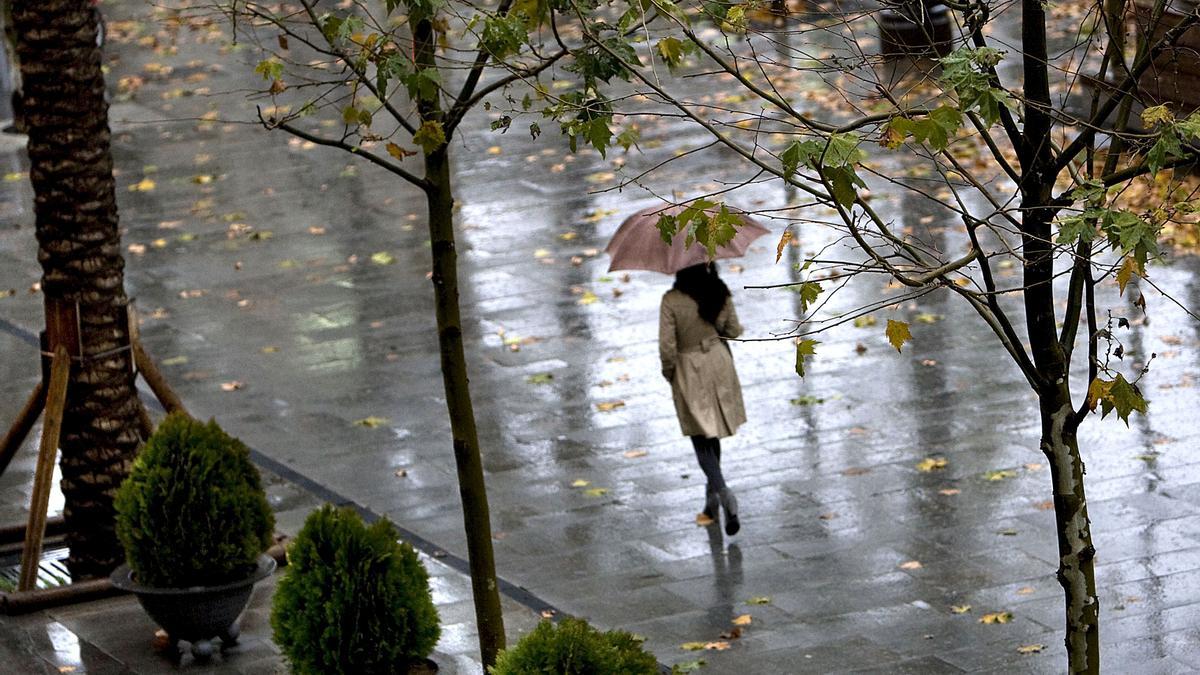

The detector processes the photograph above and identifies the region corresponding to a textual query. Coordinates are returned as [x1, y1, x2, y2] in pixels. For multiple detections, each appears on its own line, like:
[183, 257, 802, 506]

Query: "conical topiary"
[114, 412, 274, 588]
[271, 505, 441, 674]
[490, 618, 658, 674]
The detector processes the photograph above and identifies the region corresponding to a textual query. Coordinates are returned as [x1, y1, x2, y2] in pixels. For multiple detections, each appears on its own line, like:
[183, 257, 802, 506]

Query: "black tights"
[690, 436, 726, 491]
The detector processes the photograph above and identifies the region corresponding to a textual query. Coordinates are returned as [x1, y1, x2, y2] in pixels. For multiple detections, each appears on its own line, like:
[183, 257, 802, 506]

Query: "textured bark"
[1041, 394, 1100, 673]
[12, 0, 143, 579]
[414, 14, 505, 668]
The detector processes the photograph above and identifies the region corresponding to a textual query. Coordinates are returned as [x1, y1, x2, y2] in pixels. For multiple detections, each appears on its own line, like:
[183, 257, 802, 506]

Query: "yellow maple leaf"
[979, 611, 1013, 625]
[915, 456, 948, 472]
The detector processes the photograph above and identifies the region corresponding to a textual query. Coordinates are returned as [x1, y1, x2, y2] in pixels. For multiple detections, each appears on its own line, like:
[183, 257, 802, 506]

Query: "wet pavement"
[3, 1, 1200, 672]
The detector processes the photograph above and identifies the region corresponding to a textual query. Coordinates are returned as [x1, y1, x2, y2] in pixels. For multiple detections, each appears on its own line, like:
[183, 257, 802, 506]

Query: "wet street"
[4, 1, 1200, 672]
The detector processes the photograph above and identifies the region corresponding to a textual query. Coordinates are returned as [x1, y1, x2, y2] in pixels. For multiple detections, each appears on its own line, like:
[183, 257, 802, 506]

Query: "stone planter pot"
[110, 554, 276, 660]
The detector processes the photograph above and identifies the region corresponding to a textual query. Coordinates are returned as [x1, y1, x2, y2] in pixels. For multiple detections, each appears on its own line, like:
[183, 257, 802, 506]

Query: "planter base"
[111, 554, 275, 660]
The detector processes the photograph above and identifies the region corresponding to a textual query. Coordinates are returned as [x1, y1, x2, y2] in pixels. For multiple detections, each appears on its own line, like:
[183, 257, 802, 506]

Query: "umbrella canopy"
[605, 203, 771, 274]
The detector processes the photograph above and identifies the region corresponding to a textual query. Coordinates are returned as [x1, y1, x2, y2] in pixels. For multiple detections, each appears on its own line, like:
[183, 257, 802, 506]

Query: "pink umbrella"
[605, 203, 772, 274]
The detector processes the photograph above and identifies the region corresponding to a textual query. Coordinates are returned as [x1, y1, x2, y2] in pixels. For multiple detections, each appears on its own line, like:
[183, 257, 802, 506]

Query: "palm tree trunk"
[12, 0, 143, 579]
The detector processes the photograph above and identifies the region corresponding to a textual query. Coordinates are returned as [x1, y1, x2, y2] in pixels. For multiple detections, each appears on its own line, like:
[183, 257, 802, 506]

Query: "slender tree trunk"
[411, 9, 504, 663]
[1040, 389, 1100, 673]
[12, 0, 143, 578]
[423, 146, 506, 667]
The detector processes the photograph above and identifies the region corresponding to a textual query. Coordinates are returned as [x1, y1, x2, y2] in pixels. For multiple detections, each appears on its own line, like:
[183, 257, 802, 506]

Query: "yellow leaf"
[984, 469, 1018, 481]
[571, 479, 590, 487]
[1017, 643, 1045, 654]
[3, 171, 26, 182]
[899, 560, 923, 570]
[559, 231, 578, 240]
[533, 248, 551, 258]
[353, 416, 389, 428]
[915, 312, 941, 324]
[886, 319, 913, 352]
[1116, 256, 1139, 295]
[578, 291, 599, 305]
[370, 251, 397, 265]
[1016, 586, 1035, 595]
[129, 177, 156, 192]
[775, 230, 793, 263]
[595, 400, 625, 412]
[915, 456, 948, 472]
[950, 604, 971, 614]
[583, 487, 609, 497]
[161, 355, 189, 366]
[680, 642, 708, 651]
[261, 345, 280, 353]
[487, 145, 502, 155]
[979, 611, 1013, 624]
[623, 449, 648, 459]
[732, 614, 752, 626]
[220, 380, 244, 391]
[746, 596, 771, 605]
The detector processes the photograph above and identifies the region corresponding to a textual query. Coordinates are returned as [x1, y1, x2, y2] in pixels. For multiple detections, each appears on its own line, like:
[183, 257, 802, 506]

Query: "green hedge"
[272, 505, 440, 674]
[114, 412, 274, 587]
[491, 618, 658, 675]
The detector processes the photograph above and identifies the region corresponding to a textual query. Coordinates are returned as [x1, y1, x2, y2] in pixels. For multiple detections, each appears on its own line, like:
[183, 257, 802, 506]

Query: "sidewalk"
[0, 463, 543, 674]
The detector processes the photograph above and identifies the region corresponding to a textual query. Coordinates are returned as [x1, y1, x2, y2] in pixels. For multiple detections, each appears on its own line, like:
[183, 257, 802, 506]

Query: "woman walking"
[659, 262, 746, 536]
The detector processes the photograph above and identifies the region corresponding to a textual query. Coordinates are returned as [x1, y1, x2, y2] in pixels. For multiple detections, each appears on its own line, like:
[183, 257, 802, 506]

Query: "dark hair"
[674, 262, 730, 325]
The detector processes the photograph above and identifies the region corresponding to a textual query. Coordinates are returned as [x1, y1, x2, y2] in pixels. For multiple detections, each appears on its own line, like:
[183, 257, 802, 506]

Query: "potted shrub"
[490, 618, 658, 674]
[111, 412, 276, 660]
[271, 505, 441, 674]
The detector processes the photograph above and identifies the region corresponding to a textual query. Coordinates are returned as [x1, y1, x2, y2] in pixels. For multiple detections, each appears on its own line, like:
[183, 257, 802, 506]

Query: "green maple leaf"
[794, 338, 819, 377]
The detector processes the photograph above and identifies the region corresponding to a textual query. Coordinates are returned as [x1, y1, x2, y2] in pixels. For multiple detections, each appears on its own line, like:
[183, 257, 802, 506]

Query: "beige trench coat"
[659, 289, 747, 438]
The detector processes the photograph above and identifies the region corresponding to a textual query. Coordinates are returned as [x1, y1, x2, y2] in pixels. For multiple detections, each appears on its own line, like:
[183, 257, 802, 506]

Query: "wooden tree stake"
[132, 339, 189, 417]
[0, 382, 47, 479]
[18, 346, 70, 592]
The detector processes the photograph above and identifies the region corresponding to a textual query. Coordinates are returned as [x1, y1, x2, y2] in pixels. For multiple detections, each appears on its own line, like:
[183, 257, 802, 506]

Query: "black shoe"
[719, 488, 739, 536]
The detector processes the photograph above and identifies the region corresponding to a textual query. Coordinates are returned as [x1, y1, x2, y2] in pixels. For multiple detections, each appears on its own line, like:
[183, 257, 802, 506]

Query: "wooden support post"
[18, 346, 70, 592]
[0, 382, 47, 479]
[132, 339, 189, 417]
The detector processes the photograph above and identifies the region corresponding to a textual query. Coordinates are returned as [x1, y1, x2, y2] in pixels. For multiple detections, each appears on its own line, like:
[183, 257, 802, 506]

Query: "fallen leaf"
[790, 395, 825, 406]
[719, 626, 743, 640]
[1023, 462, 1044, 471]
[560, 231, 578, 240]
[533, 248, 551, 258]
[583, 487, 609, 497]
[1017, 643, 1045, 655]
[161, 355, 189, 366]
[571, 479, 591, 488]
[526, 372, 554, 384]
[984, 469, 1018, 481]
[818, 512, 838, 520]
[394, 469, 408, 478]
[623, 449, 649, 459]
[487, 145, 502, 155]
[127, 243, 147, 255]
[596, 400, 625, 412]
[353, 416, 389, 428]
[220, 380, 244, 391]
[671, 660, 705, 673]
[370, 251, 397, 265]
[732, 614, 752, 626]
[915, 312, 942, 324]
[1016, 586, 1035, 595]
[1034, 499, 1055, 510]
[950, 604, 971, 614]
[899, 560, 923, 570]
[703, 641, 731, 651]
[938, 488, 961, 496]
[746, 596, 771, 605]
[129, 177, 156, 192]
[853, 315, 877, 328]
[915, 456, 948, 472]
[979, 611, 1013, 624]
[261, 345, 280, 354]
[842, 467, 870, 476]
[578, 291, 600, 305]
[308, 226, 327, 235]
[997, 528, 1019, 536]
[681, 642, 708, 651]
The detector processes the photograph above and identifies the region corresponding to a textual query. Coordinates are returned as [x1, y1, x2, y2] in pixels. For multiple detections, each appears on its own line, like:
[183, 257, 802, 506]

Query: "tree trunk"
[1040, 388, 1100, 673]
[12, 0, 143, 579]
[423, 145, 506, 666]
